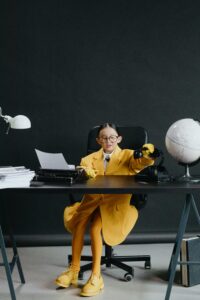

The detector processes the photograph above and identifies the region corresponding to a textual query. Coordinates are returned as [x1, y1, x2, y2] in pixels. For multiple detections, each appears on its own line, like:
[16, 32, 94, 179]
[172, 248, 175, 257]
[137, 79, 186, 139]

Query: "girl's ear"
[96, 137, 101, 145]
[117, 136, 122, 144]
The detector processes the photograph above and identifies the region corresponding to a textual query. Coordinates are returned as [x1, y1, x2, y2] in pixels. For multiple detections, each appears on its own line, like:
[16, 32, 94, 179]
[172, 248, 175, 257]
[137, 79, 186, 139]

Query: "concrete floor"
[0, 243, 200, 300]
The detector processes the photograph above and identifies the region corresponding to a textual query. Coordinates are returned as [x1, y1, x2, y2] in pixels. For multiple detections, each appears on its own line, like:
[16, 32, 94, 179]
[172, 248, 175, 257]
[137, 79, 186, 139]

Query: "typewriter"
[34, 168, 86, 185]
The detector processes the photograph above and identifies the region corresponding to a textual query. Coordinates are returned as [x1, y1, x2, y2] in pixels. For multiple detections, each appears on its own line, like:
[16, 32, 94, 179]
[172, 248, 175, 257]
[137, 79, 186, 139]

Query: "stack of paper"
[0, 166, 35, 189]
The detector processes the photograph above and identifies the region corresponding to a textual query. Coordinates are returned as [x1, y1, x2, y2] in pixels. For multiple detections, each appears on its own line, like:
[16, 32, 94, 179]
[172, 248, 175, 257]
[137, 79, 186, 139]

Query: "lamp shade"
[10, 115, 31, 129]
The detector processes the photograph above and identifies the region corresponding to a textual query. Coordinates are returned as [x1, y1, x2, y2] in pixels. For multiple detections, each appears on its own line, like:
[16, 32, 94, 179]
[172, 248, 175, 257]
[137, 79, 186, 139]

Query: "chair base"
[68, 246, 151, 281]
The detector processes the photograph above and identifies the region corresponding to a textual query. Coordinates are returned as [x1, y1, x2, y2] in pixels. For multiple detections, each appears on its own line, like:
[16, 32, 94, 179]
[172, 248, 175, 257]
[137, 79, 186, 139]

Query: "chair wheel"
[145, 261, 151, 269]
[124, 273, 133, 281]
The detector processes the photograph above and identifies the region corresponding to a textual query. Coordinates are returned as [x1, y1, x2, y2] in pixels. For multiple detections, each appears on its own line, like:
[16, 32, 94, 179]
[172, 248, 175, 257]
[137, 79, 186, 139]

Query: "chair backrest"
[87, 125, 148, 154]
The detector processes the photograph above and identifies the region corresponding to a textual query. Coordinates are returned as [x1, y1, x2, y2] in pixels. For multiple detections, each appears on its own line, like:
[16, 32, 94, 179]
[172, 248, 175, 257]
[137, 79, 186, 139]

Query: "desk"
[1, 175, 200, 300]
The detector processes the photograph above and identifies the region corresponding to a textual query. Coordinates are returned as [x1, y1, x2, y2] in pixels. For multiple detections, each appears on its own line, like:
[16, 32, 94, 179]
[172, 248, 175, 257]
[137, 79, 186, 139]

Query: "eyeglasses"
[98, 135, 119, 143]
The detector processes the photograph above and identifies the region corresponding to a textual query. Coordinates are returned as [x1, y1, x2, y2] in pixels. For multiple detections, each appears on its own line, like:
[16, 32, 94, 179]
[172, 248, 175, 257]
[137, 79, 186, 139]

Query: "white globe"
[165, 118, 200, 164]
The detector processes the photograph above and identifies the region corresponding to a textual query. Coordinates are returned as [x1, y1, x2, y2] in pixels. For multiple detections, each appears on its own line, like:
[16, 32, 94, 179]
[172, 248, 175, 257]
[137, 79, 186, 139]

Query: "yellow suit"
[64, 145, 154, 246]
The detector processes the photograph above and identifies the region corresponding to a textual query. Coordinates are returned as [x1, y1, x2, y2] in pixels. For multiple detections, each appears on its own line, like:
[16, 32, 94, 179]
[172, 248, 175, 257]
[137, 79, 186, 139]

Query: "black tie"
[105, 155, 110, 163]
[104, 155, 110, 170]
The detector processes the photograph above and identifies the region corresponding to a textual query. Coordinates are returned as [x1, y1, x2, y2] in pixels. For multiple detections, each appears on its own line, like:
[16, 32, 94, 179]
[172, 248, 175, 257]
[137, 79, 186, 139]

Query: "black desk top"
[11, 175, 200, 194]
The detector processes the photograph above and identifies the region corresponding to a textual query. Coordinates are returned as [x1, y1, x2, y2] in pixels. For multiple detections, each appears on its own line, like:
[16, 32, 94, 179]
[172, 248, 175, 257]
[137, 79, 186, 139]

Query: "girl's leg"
[71, 217, 89, 269]
[80, 209, 104, 296]
[90, 209, 103, 276]
[55, 218, 88, 288]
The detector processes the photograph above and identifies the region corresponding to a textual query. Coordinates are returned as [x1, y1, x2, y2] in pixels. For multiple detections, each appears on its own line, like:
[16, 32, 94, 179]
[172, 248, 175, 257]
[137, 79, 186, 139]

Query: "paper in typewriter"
[35, 149, 75, 170]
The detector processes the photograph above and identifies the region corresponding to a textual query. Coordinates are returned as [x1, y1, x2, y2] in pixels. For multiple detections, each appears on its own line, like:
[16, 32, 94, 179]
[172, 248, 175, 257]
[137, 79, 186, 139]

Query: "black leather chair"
[68, 125, 151, 281]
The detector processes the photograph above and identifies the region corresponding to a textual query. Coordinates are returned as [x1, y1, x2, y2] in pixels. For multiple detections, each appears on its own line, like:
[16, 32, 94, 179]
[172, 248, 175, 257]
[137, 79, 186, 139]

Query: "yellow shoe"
[80, 274, 104, 297]
[55, 265, 79, 288]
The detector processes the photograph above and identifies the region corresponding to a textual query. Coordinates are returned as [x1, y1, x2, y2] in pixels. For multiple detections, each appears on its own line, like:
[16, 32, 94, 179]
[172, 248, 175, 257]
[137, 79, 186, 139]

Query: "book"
[180, 236, 200, 287]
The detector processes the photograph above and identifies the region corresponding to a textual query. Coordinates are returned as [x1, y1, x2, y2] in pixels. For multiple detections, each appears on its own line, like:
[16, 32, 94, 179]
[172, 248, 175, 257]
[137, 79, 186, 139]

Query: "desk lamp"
[0, 106, 31, 133]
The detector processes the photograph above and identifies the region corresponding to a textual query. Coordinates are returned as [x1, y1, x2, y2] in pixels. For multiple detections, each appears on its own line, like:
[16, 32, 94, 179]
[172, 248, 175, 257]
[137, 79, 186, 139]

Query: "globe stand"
[177, 163, 200, 183]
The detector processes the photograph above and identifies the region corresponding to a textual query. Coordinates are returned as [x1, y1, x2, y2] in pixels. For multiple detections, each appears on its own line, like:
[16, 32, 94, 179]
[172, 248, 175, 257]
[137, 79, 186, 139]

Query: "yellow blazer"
[64, 145, 154, 246]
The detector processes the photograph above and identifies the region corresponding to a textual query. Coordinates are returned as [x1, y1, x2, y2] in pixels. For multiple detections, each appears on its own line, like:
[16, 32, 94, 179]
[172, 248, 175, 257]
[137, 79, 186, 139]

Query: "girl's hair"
[97, 123, 120, 136]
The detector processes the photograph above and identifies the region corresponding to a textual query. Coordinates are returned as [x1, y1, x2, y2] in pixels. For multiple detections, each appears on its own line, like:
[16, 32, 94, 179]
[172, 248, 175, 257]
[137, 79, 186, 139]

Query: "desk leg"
[191, 198, 200, 225]
[165, 194, 192, 300]
[0, 225, 17, 300]
[9, 232, 25, 284]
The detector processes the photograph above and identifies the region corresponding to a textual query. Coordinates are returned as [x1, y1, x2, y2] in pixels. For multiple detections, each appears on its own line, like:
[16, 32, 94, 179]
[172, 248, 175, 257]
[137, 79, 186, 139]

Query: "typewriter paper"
[35, 149, 75, 170]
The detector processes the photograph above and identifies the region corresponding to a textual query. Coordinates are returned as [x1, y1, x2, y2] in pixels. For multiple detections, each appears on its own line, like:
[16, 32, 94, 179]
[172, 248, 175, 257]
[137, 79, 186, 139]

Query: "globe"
[165, 118, 200, 164]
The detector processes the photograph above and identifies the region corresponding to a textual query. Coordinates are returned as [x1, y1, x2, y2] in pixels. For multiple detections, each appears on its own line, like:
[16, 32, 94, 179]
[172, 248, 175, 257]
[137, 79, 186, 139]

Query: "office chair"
[68, 126, 151, 281]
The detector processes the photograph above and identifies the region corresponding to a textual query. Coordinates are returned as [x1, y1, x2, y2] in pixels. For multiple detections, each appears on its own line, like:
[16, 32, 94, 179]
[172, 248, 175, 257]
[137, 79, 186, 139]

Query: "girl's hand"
[134, 144, 160, 159]
[77, 166, 97, 178]
[142, 144, 160, 159]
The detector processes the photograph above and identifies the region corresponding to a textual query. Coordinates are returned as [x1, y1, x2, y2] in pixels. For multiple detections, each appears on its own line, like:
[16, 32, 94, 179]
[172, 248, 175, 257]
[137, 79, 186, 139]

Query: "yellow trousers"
[71, 209, 102, 276]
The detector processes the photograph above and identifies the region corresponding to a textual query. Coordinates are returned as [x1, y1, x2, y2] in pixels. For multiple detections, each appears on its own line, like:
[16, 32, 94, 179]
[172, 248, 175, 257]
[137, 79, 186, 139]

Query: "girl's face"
[96, 127, 122, 153]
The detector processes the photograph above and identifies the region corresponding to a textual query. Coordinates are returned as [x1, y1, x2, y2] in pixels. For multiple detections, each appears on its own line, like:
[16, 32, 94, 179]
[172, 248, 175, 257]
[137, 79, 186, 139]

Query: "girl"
[55, 123, 156, 297]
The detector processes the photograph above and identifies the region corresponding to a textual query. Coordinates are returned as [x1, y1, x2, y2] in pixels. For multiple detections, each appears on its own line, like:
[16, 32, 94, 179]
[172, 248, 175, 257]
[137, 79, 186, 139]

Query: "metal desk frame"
[0, 227, 25, 300]
[1, 176, 200, 300]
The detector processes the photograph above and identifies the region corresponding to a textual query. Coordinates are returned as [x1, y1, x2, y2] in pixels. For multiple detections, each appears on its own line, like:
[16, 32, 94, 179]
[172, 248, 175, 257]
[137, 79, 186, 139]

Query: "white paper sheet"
[35, 149, 75, 170]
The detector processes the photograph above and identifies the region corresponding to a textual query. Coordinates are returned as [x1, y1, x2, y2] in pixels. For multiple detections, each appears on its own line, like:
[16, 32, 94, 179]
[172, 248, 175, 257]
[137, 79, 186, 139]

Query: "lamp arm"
[0, 107, 13, 122]
[1, 115, 13, 123]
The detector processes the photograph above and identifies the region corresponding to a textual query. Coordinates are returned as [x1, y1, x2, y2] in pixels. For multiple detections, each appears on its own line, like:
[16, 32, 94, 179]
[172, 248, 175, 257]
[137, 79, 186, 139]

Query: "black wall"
[1, 0, 200, 245]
